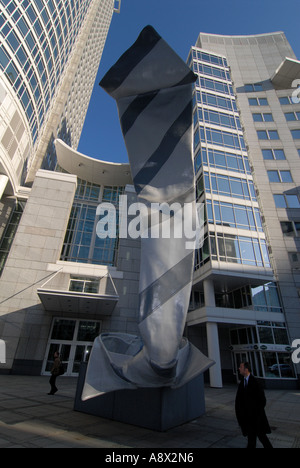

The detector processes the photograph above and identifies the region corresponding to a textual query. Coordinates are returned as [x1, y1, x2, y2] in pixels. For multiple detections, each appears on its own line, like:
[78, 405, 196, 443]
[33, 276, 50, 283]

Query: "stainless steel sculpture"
[82, 26, 213, 400]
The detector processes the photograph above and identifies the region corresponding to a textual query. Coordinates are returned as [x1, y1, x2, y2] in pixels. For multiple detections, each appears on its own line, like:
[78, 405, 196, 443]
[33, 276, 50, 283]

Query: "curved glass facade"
[1, 0, 93, 145]
[188, 46, 271, 270]
[0, 0, 115, 192]
[61, 181, 124, 266]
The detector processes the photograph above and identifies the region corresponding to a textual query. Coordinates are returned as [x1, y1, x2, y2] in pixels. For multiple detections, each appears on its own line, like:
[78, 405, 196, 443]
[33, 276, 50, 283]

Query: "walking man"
[48, 351, 61, 395]
[235, 362, 273, 448]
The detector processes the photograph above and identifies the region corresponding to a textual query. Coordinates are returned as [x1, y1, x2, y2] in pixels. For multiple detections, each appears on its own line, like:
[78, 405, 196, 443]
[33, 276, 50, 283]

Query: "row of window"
[207, 199, 263, 232]
[248, 86, 300, 247]
[194, 143, 294, 170]
[249, 96, 300, 107]
[195, 125, 246, 152]
[195, 108, 242, 131]
[267, 170, 293, 183]
[279, 96, 299, 105]
[193, 90, 238, 113]
[195, 109, 300, 143]
[197, 171, 256, 201]
[257, 129, 300, 140]
[195, 147, 251, 175]
[196, 76, 234, 97]
[210, 232, 270, 267]
[190, 283, 282, 314]
[190, 48, 228, 68]
[194, 93, 299, 124]
[192, 61, 231, 81]
[194, 232, 270, 270]
[273, 194, 300, 209]
[0, 0, 92, 145]
[246, 84, 299, 107]
[232, 321, 288, 344]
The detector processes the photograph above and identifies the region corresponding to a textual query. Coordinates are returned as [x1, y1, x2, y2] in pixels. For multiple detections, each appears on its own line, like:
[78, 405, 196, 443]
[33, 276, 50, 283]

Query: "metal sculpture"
[82, 26, 213, 400]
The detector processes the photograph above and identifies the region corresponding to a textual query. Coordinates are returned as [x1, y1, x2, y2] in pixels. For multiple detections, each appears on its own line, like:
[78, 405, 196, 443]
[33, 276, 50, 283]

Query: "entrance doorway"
[42, 318, 101, 376]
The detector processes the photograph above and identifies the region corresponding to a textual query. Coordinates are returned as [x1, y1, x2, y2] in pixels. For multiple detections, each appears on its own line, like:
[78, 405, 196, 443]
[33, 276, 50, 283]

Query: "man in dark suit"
[235, 362, 273, 448]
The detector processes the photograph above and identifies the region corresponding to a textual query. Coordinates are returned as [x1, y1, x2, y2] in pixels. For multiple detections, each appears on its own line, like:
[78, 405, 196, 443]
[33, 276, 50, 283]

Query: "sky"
[77, 0, 300, 164]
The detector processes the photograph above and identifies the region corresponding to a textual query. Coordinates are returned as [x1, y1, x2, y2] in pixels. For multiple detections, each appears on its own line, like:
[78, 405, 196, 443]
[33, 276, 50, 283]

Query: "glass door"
[42, 318, 101, 376]
[44, 343, 71, 374]
[70, 344, 92, 375]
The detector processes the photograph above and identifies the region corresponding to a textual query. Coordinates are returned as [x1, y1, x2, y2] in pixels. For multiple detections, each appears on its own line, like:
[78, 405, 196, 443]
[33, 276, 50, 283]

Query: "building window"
[248, 97, 268, 106]
[253, 113, 273, 122]
[192, 49, 227, 68]
[194, 90, 237, 113]
[194, 234, 210, 270]
[273, 194, 300, 208]
[288, 252, 300, 269]
[252, 284, 282, 313]
[195, 62, 230, 81]
[210, 232, 270, 268]
[0, 200, 25, 276]
[245, 83, 264, 92]
[280, 221, 300, 237]
[279, 96, 294, 105]
[261, 352, 295, 379]
[267, 170, 293, 183]
[207, 199, 263, 232]
[284, 112, 300, 121]
[198, 108, 241, 130]
[206, 172, 256, 201]
[291, 129, 300, 139]
[262, 149, 285, 160]
[69, 276, 99, 294]
[198, 76, 234, 97]
[189, 290, 205, 311]
[196, 147, 251, 175]
[257, 129, 279, 140]
[199, 126, 246, 151]
[281, 221, 294, 236]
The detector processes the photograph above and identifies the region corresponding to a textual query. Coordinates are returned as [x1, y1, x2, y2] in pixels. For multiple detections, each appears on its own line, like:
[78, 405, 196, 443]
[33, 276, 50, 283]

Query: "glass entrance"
[72, 344, 93, 374]
[42, 318, 101, 376]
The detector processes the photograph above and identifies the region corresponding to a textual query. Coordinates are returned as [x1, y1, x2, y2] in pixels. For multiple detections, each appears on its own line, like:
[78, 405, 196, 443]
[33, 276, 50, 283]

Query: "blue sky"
[77, 0, 300, 164]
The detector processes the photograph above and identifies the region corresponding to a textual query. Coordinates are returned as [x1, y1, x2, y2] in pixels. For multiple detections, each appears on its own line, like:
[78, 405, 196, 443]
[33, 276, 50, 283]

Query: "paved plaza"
[0, 374, 299, 448]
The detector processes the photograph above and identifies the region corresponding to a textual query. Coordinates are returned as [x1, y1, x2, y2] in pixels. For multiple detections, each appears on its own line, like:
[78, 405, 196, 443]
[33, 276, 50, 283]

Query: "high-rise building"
[187, 32, 300, 387]
[0, 0, 118, 198]
[0, 0, 121, 374]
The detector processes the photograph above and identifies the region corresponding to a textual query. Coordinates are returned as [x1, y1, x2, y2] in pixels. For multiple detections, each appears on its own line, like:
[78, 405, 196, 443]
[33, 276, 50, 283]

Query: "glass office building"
[0, 0, 116, 196]
[0, 0, 124, 376]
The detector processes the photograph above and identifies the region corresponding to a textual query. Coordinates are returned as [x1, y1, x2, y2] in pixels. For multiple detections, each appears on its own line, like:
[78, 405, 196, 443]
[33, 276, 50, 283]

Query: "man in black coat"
[235, 362, 273, 448]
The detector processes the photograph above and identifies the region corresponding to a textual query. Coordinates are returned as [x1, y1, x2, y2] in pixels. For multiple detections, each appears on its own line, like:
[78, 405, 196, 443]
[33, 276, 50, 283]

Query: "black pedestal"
[74, 363, 205, 431]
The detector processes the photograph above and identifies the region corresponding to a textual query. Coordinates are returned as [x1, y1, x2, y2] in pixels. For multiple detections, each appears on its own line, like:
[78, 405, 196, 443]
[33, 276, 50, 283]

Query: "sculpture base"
[74, 363, 206, 431]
